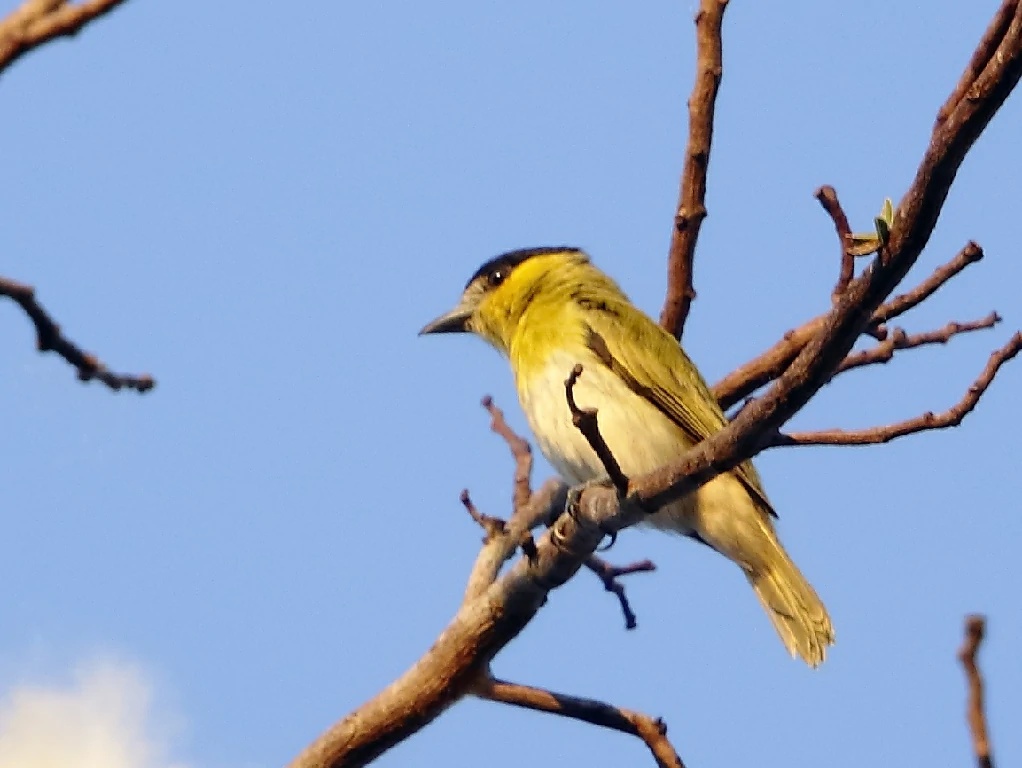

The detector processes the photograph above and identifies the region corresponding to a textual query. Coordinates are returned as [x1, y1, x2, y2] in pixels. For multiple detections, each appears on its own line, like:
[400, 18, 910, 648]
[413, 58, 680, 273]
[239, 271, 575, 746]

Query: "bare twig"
[836, 312, 1000, 374]
[0, 275, 154, 392]
[815, 186, 856, 301]
[583, 556, 656, 630]
[459, 489, 506, 541]
[873, 241, 985, 325]
[0, 0, 129, 76]
[473, 677, 685, 768]
[565, 365, 630, 495]
[772, 333, 1021, 447]
[958, 615, 994, 768]
[482, 395, 533, 513]
[660, 0, 728, 340]
[713, 242, 986, 410]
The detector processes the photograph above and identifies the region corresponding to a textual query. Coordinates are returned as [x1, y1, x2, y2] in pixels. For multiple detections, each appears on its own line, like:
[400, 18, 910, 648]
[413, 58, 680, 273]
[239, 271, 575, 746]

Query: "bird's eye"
[488, 269, 505, 287]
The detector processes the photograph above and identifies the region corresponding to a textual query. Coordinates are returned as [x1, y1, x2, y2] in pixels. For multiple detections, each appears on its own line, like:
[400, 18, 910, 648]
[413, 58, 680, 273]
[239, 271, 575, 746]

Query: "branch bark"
[0, 0, 128, 76]
[659, 0, 727, 340]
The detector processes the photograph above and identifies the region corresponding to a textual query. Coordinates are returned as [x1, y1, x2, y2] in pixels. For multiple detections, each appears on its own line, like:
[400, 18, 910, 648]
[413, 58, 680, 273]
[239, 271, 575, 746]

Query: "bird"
[420, 246, 834, 667]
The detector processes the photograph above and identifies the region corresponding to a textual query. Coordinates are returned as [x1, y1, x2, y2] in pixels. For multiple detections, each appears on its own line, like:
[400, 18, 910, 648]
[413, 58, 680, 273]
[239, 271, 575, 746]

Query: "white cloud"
[0, 659, 187, 768]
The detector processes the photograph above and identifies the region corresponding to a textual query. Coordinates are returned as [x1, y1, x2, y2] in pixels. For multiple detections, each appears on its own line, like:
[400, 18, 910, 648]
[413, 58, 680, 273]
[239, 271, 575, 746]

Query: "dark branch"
[473, 677, 685, 768]
[772, 333, 1021, 447]
[565, 365, 630, 495]
[836, 312, 1000, 374]
[0, 275, 154, 392]
[583, 556, 656, 630]
[0, 0, 130, 76]
[958, 615, 994, 768]
[659, 0, 728, 340]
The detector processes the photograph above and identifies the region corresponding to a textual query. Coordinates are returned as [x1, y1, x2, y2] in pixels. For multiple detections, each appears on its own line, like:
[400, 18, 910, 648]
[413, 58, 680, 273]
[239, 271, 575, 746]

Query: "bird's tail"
[747, 534, 835, 668]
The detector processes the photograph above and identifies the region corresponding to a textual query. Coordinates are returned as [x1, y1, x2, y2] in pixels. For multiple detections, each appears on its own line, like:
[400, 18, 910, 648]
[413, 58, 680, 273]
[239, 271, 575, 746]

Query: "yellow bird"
[421, 247, 834, 667]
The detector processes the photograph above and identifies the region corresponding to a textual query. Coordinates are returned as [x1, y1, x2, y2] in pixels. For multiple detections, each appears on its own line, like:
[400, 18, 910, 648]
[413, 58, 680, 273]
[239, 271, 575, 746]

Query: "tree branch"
[836, 312, 1000, 375]
[583, 555, 656, 630]
[958, 615, 994, 768]
[659, 0, 728, 340]
[473, 677, 685, 768]
[773, 332, 1021, 447]
[0, 275, 155, 392]
[713, 242, 986, 411]
[289, 5, 1022, 765]
[565, 364, 630, 496]
[0, 0, 128, 76]
[815, 185, 856, 301]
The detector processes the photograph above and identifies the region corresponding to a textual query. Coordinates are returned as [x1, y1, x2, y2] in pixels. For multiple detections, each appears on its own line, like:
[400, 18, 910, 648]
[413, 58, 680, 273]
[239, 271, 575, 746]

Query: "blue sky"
[1, 1, 1020, 767]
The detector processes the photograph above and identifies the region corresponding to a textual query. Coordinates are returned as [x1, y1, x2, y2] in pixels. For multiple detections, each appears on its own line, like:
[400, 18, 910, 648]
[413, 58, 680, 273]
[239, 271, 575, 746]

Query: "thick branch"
[0, 0, 128, 75]
[473, 677, 684, 768]
[713, 242, 986, 410]
[0, 275, 154, 392]
[660, 0, 728, 340]
[774, 332, 1021, 447]
[958, 615, 994, 768]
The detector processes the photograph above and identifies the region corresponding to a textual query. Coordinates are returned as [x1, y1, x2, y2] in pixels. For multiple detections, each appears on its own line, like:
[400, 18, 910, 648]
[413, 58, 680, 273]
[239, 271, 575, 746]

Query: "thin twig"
[958, 615, 994, 768]
[482, 395, 533, 513]
[872, 241, 985, 324]
[660, 0, 728, 340]
[0, 275, 154, 392]
[473, 676, 685, 768]
[565, 365, 630, 495]
[772, 333, 1021, 447]
[836, 312, 1001, 374]
[815, 186, 855, 301]
[583, 556, 656, 630]
[0, 0, 129, 76]
[713, 242, 986, 410]
[938, 0, 1020, 126]
[460, 489, 506, 541]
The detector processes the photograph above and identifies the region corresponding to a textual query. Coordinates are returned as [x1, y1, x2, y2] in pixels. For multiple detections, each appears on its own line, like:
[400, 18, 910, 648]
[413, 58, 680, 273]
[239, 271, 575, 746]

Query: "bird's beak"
[419, 301, 474, 335]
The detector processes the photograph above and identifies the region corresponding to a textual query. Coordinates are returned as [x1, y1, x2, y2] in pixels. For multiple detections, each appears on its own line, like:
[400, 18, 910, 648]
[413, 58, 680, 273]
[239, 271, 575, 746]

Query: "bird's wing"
[583, 310, 777, 519]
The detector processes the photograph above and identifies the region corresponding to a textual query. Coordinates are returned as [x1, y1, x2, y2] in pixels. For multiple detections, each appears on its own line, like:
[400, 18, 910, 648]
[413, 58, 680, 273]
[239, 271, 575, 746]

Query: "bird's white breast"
[517, 349, 700, 529]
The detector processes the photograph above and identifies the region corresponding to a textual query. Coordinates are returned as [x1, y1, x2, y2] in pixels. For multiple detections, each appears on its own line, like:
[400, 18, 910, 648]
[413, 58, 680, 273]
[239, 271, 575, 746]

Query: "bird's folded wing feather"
[583, 311, 777, 519]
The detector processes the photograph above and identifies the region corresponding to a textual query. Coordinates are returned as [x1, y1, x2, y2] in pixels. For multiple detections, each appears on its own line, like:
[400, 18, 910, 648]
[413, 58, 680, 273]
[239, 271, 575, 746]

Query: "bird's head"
[419, 247, 591, 353]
